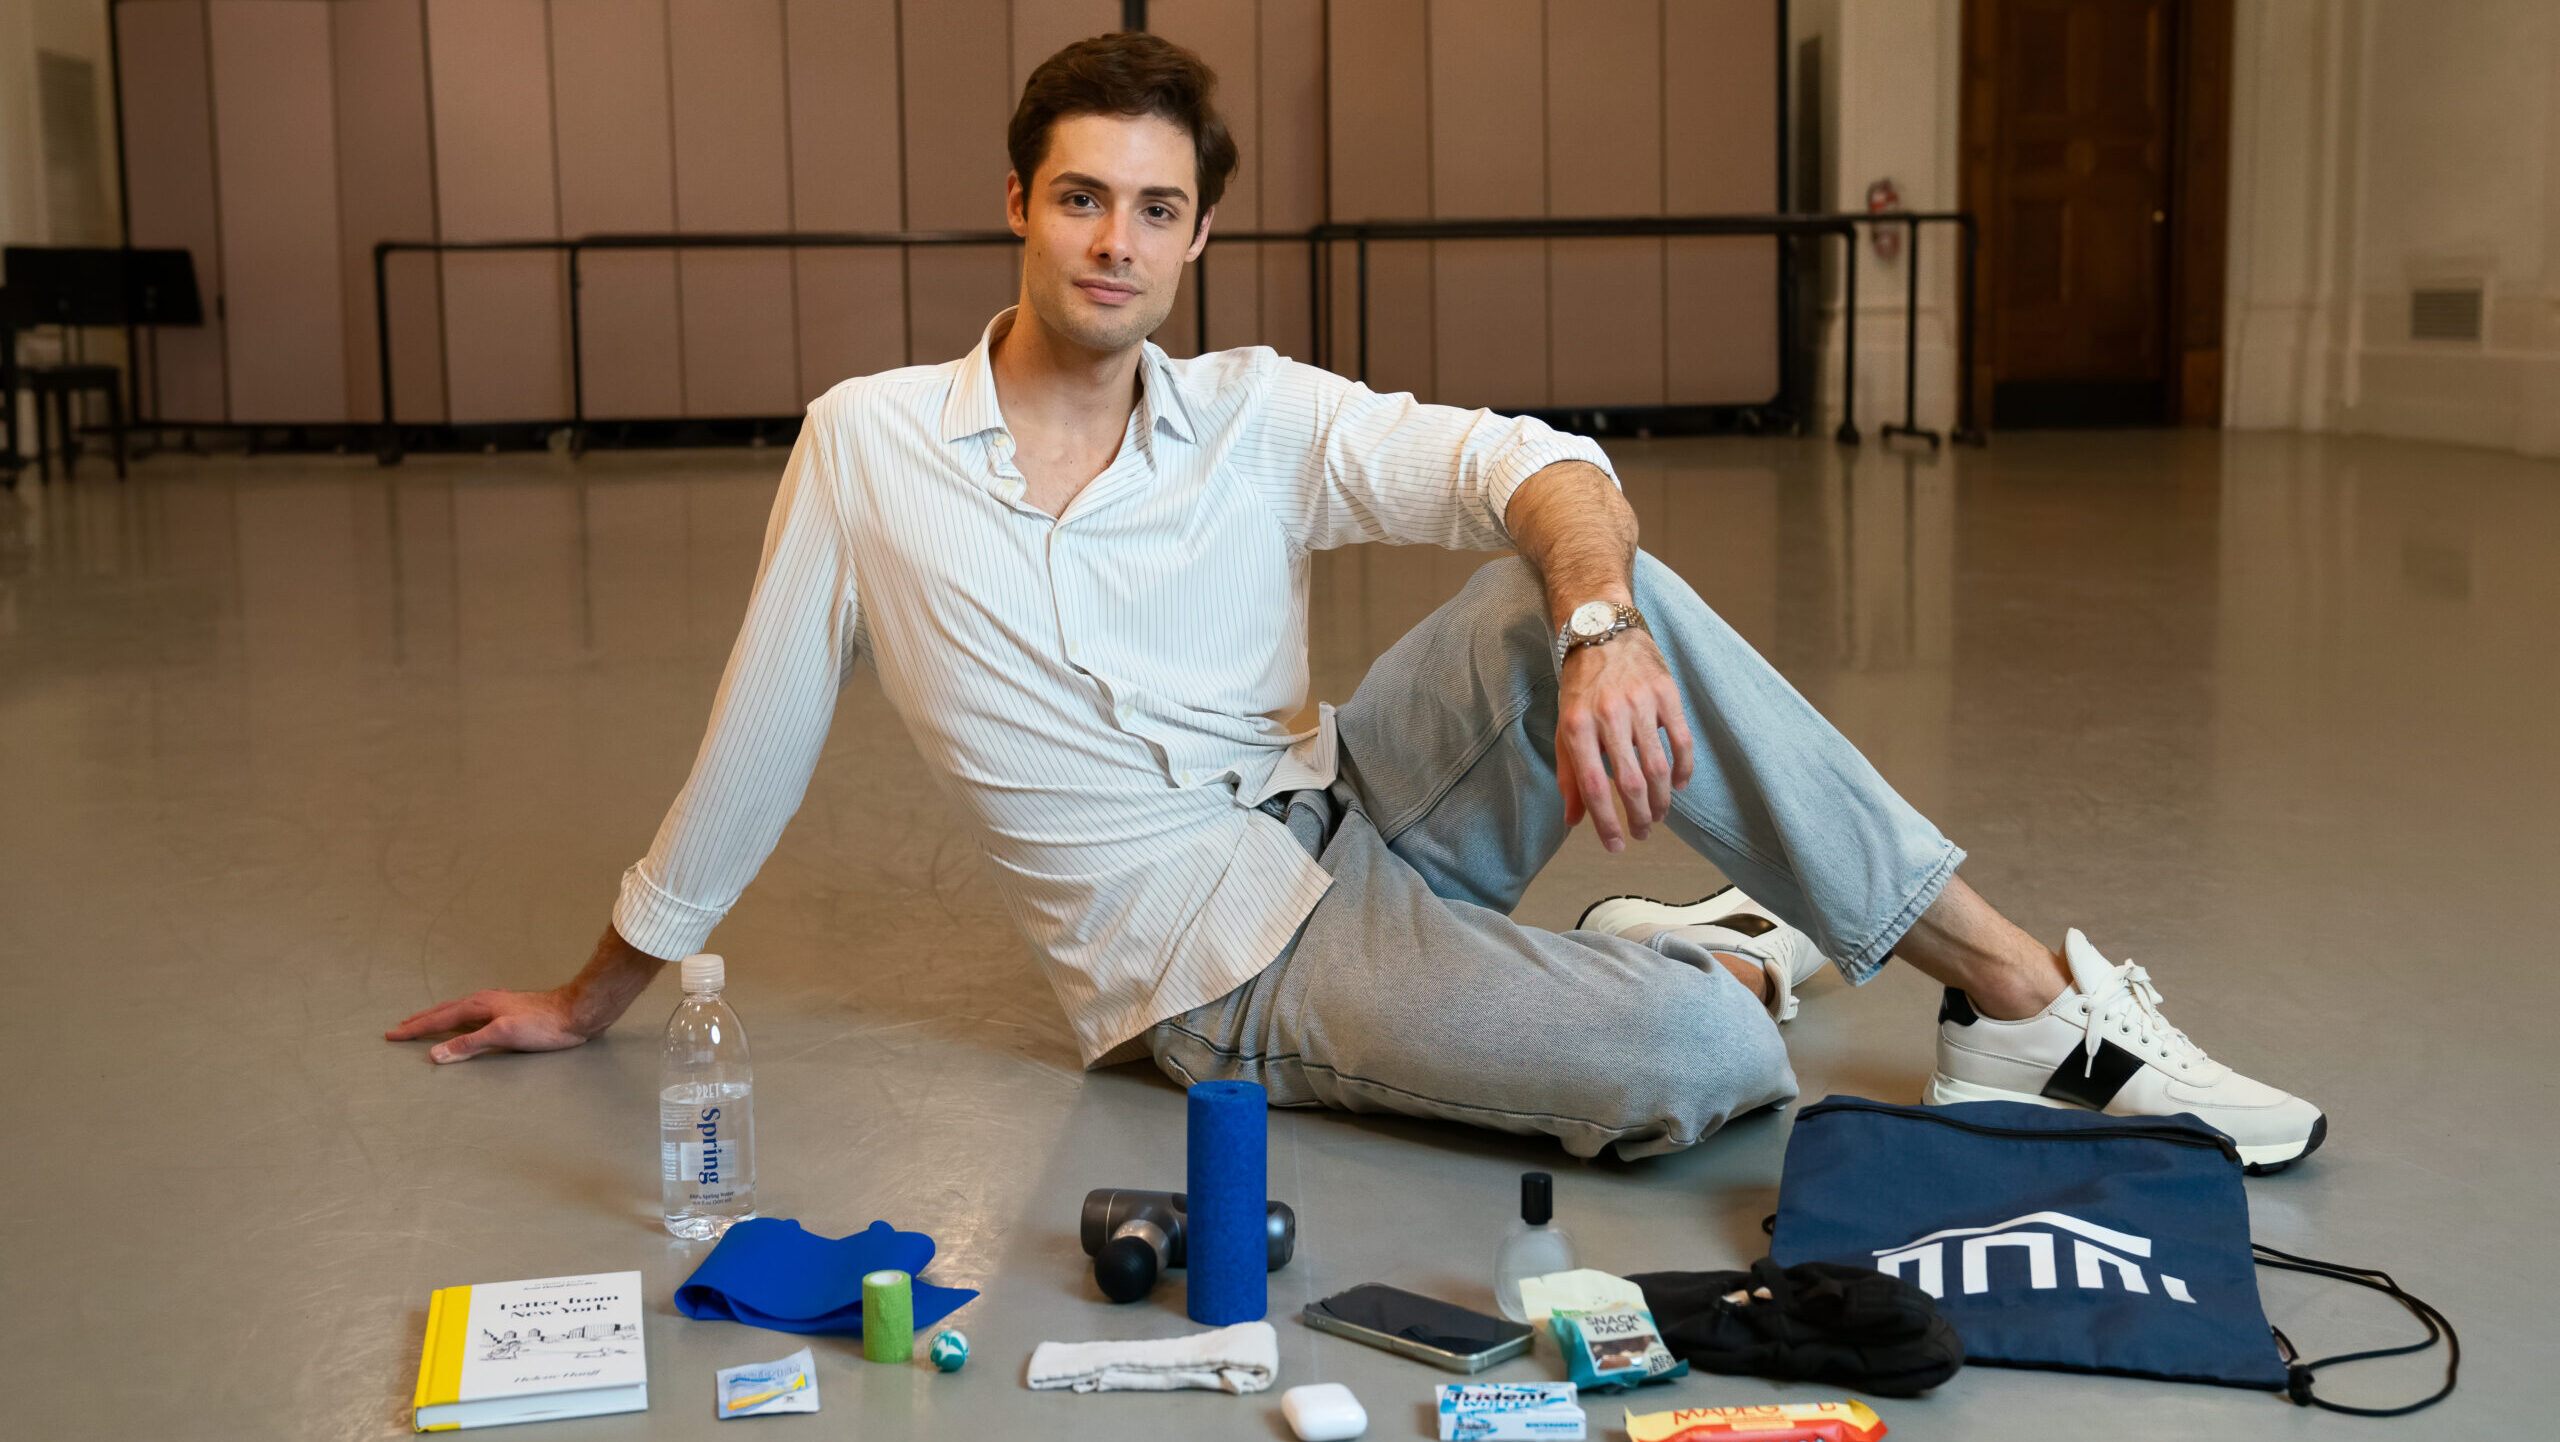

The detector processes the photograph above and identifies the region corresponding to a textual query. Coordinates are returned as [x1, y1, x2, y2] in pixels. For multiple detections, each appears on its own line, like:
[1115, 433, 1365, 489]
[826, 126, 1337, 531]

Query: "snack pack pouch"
[1547, 1302, 1688, 1392]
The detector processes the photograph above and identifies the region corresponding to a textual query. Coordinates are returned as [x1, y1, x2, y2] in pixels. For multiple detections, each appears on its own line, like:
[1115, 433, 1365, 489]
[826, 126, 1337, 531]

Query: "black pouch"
[1628, 1256, 1964, 1397]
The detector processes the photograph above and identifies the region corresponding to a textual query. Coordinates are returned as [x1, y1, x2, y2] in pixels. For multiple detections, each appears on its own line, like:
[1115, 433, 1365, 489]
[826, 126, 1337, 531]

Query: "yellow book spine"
[412, 1284, 474, 1429]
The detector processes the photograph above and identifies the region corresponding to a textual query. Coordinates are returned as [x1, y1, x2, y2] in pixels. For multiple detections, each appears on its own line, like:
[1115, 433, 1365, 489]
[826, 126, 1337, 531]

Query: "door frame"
[1959, 0, 2233, 426]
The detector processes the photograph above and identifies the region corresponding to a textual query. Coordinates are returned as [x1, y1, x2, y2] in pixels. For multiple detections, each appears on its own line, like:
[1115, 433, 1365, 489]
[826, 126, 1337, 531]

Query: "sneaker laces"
[2076, 959, 2206, 1075]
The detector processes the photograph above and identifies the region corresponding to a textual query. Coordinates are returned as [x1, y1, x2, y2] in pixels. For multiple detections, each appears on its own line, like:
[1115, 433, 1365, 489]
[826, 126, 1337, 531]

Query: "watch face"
[1570, 600, 1618, 638]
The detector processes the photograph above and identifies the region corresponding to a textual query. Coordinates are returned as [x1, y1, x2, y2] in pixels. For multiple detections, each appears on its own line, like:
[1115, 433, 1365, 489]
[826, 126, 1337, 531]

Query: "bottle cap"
[1521, 1171, 1553, 1226]
[680, 953, 725, 993]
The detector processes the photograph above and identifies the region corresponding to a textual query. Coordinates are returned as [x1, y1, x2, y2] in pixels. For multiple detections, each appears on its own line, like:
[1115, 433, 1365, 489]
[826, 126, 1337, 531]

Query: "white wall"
[1791, 0, 1966, 437]
[1, 0, 125, 460]
[2227, 0, 2560, 456]
[0, 0, 123, 249]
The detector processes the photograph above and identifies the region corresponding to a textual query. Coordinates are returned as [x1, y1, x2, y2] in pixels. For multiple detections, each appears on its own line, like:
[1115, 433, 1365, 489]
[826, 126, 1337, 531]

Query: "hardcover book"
[412, 1271, 648, 1431]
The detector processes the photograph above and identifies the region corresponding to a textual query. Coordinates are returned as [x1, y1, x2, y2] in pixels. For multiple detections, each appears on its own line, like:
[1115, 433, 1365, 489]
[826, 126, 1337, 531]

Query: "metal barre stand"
[371, 213, 1977, 465]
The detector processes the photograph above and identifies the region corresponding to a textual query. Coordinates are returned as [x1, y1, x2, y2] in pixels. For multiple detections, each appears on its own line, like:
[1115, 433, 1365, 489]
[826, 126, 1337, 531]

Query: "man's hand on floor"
[385, 924, 667, 1063]
[1556, 632, 1695, 852]
[386, 986, 598, 1063]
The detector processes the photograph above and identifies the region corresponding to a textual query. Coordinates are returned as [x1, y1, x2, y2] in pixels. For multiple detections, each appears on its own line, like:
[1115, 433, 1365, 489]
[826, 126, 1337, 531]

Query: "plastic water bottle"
[660, 953, 756, 1239]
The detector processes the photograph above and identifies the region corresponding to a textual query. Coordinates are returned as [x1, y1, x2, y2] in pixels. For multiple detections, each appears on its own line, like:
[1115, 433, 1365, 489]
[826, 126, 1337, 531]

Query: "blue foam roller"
[1185, 1079, 1268, 1325]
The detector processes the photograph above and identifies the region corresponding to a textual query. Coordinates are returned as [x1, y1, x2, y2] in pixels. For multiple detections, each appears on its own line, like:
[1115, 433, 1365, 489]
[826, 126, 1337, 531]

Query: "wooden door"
[1963, 0, 2228, 427]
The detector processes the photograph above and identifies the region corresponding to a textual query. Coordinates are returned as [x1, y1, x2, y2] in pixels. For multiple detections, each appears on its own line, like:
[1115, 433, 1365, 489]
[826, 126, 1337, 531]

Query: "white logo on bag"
[1871, 1210, 2197, 1304]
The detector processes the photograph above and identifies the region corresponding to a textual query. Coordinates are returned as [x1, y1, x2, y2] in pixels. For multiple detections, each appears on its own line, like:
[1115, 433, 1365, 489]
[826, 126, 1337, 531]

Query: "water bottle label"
[665, 1139, 742, 1202]
[660, 1097, 744, 1205]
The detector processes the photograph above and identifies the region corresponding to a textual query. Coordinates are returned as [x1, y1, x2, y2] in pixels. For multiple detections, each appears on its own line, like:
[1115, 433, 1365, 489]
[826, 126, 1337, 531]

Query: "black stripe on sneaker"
[2041, 1039, 2146, 1109]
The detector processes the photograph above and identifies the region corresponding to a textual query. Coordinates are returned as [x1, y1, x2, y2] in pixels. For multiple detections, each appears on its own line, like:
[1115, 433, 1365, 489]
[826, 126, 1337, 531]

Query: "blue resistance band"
[674, 1218, 977, 1336]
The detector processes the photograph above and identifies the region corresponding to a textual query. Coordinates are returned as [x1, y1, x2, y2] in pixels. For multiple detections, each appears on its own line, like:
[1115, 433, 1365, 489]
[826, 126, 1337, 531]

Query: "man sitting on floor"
[388, 33, 2322, 1171]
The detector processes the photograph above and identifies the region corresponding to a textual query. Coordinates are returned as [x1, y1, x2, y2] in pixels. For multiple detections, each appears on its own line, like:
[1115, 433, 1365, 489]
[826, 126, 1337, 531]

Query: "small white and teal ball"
[928, 1328, 969, 1372]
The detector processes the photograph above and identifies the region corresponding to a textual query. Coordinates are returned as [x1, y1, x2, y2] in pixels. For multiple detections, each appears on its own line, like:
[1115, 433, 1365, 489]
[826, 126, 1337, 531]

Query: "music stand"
[120, 248, 204, 432]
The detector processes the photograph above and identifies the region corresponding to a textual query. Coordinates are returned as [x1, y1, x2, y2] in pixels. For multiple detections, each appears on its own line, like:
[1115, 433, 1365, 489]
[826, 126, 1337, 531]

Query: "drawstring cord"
[2255, 1243, 2459, 1416]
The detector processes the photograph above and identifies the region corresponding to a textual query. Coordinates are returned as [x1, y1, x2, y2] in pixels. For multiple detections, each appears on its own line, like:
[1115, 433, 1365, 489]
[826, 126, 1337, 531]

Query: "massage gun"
[1079, 1187, 1297, 1303]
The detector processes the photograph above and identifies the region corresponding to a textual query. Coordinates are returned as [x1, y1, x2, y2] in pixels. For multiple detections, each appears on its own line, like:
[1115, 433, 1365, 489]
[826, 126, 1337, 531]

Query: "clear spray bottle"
[1492, 1170, 1576, 1321]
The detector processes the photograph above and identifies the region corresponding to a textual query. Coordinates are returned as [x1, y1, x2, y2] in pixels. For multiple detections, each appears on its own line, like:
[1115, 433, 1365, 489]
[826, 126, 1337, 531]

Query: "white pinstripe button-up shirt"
[613, 310, 1615, 1065]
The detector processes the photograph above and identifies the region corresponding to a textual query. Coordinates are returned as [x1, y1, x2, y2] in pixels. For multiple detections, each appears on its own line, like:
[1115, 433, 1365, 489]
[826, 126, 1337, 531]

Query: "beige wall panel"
[1666, 237, 1777, 403]
[1428, 0, 1543, 219]
[553, 0, 682, 418]
[1155, 0, 1260, 353]
[1361, 241, 1435, 401]
[1326, 239, 1355, 373]
[1427, 0, 1543, 405]
[1551, 237, 1663, 405]
[1257, 0, 1325, 227]
[669, 0, 792, 230]
[333, 0, 446, 424]
[1546, 0, 1661, 217]
[1259, 241, 1314, 360]
[1662, 0, 1778, 405]
[1157, 261, 1202, 358]
[425, 0, 560, 239]
[1547, 4, 1662, 404]
[207, 1, 348, 422]
[1433, 241, 1547, 408]
[907, 247, 1017, 365]
[784, 0, 901, 231]
[1331, 0, 1430, 394]
[114, 0, 228, 423]
[1327, 0, 1428, 221]
[1663, 0, 1776, 212]
[1196, 240, 1260, 355]
[439, 254, 572, 421]
[370, 252, 452, 423]
[795, 249, 907, 398]
[1256, 0, 1325, 356]
[579, 253, 686, 417]
[678, 253, 799, 414]
[905, 0, 1015, 228]
[553, 0, 676, 232]
[1011, 0, 1120, 94]
[784, 0, 902, 397]
[669, 0, 796, 415]
[426, 0, 568, 420]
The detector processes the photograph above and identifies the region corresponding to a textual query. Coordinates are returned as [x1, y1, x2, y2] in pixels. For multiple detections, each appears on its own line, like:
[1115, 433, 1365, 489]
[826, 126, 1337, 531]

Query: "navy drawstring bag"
[1768, 1097, 2455, 1414]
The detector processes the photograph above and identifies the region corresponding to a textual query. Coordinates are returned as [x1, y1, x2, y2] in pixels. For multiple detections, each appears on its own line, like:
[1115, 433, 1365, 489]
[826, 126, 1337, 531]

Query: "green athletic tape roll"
[862, 1269, 914, 1363]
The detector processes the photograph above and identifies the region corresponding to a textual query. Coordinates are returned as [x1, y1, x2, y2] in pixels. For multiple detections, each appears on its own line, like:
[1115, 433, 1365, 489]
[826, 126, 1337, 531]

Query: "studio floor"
[1, 427, 2547, 1439]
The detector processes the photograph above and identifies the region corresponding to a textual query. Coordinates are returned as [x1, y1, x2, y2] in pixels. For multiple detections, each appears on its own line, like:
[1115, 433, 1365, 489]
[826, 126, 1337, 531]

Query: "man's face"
[1007, 111, 1214, 356]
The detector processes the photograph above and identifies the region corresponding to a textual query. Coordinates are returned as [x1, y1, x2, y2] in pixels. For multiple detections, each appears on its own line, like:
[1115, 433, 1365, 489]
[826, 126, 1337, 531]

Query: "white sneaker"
[1576, 885, 1833, 1021]
[1925, 929, 2327, 1174]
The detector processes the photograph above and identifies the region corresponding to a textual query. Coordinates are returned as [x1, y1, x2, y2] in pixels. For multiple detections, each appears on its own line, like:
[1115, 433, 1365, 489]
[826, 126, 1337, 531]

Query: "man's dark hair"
[1008, 32, 1239, 218]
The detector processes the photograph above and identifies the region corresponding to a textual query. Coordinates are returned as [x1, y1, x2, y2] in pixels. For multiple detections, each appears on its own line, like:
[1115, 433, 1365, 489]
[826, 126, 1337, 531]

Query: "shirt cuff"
[1485, 426, 1618, 539]
[611, 862, 729, 962]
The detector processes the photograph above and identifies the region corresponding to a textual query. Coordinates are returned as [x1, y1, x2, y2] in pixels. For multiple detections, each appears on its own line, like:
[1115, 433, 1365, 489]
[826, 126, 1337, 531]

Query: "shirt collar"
[940, 307, 1199, 449]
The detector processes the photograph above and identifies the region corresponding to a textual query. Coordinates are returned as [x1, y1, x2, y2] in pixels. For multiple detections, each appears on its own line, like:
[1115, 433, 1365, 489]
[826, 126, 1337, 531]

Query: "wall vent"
[2409, 284, 2485, 343]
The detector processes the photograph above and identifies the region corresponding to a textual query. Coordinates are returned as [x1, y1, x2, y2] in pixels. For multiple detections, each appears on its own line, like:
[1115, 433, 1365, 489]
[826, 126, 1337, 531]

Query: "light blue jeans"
[1148, 553, 1963, 1159]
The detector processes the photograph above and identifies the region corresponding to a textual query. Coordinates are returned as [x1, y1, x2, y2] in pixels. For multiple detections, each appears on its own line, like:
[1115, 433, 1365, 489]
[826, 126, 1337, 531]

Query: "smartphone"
[1301, 1283, 1535, 1373]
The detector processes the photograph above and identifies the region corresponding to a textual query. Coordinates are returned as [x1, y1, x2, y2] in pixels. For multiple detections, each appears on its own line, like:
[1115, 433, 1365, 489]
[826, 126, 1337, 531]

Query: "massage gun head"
[1078, 1188, 1298, 1302]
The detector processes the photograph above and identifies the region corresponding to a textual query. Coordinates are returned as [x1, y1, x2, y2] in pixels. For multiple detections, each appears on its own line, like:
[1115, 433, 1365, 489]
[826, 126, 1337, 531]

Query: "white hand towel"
[1025, 1320, 1279, 1395]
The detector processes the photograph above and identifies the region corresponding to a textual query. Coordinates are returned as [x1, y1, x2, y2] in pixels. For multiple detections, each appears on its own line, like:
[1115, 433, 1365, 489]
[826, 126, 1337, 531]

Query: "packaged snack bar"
[1622, 1399, 1886, 1442]
[1546, 1302, 1687, 1392]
